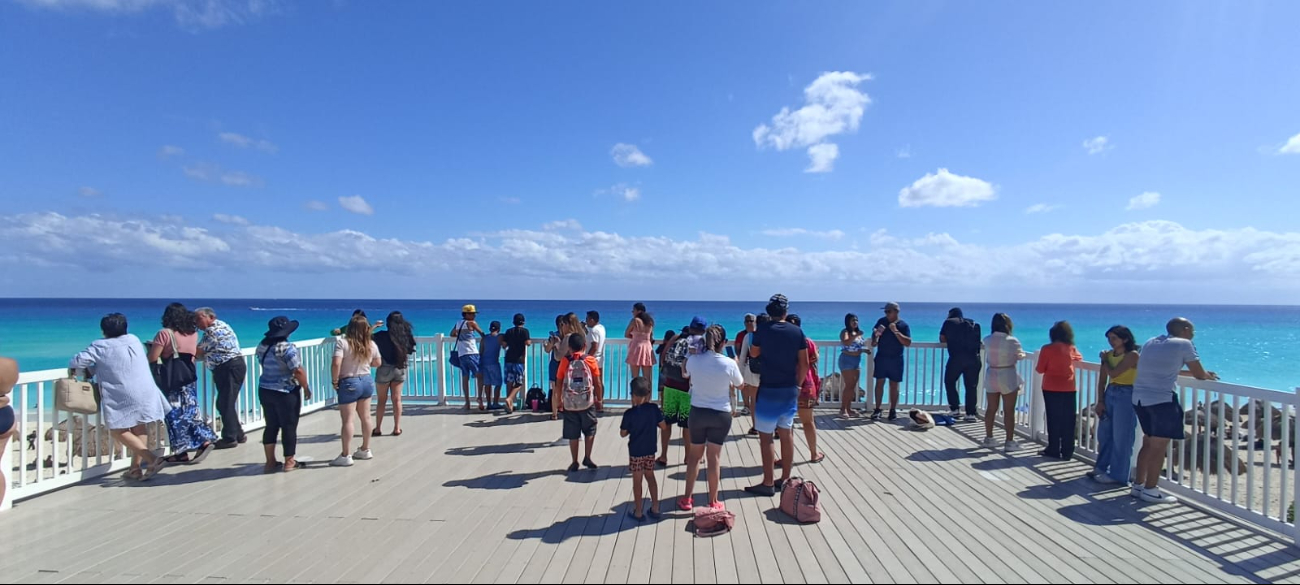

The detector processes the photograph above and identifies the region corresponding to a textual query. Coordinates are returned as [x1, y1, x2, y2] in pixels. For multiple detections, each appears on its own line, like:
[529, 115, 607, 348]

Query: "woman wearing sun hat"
[256, 316, 312, 472]
[450, 304, 485, 410]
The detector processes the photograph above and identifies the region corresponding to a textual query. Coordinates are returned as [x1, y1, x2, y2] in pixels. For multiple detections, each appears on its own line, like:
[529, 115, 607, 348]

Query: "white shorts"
[984, 367, 1023, 395]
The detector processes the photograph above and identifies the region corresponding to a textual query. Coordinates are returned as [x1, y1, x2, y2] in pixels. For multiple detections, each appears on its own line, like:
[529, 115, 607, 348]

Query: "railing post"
[1293, 386, 1300, 547]
[435, 334, 446, 406]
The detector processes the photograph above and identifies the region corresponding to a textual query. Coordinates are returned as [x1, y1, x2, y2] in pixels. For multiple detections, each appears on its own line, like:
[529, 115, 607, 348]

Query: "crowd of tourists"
[0, 295, 1218, 514]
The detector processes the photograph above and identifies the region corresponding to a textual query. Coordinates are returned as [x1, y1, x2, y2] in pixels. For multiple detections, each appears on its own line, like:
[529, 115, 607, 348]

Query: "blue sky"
[2, 1, 1299, 303]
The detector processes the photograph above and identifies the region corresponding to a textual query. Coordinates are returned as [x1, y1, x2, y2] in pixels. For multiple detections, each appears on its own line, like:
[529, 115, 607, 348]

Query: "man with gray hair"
[195, 308, 247, 449]
[1130, 317, 1217, 504]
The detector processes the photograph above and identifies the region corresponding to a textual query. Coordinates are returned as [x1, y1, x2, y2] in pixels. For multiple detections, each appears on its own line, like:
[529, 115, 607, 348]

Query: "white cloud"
[78, 187, 101, 197]
[1127, 191, 1161, 211]
[898, 168, 997, 208]
[219, 132, 277, 153]
[7, 213, 1300, 303]
[1082, 136, 1113, 155]
[213, 213, 250, 225]
[896, 145, 912, 159]
[183, 163, 263, 188]
[753, 71, 871, 172]
[1025, 203, 1061, 214]
[760, 227, 845, 241]
[338, 195, 374, 215]
[611, 143, 653, 167]
[304, 200, 330, 212]
[1279, 132, 1300, 155]
[805, 143, 839, 173]
[543, 219, 583, 231]
[158, 145, 185, 159]
[596, 183, 640, 202]
[18, 0, 278, 30]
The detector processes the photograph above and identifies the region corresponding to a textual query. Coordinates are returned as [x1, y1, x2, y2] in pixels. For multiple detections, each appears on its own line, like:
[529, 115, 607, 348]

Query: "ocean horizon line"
[2, 297, 1298, 309]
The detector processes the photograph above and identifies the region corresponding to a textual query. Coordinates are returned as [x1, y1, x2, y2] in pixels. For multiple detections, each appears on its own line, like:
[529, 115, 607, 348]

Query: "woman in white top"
[332, 314, 381, 467]
[679, 325, 744, 511]
[982, 313, 1027, 451]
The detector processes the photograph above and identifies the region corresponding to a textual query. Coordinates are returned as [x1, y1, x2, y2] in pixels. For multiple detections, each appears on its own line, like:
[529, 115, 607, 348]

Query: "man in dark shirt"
[871, 302, 912, 422]
[940, 307, 983, 420]
[744, 293, 808, 498]
[500, 313, 531, 414]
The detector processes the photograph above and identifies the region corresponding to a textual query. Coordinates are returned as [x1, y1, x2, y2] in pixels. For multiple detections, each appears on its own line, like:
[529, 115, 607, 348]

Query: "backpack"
[525, 387, 548, 412]
[693, 506, 735, 537]
[661, 337, 691, 382]
[779, 477, 822, 524]
[946, 318, 982, 358]
[562, 355, 596, 411]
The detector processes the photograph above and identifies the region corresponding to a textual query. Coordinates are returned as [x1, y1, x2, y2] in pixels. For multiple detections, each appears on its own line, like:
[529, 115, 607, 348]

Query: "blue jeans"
[1094, 384, 1137, 482]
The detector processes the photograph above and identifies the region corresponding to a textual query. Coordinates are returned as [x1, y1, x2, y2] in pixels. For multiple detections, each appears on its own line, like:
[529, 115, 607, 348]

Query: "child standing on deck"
[554, 333, 603, 472]
[622, 376, 665, 521]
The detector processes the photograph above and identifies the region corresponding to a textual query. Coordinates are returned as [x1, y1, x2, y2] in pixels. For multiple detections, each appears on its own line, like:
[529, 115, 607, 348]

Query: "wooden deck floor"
[3, 405, 1300, 584]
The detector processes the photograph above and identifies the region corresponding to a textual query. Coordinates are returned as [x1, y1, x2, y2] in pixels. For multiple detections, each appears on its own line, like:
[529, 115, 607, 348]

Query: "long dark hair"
[992, 313, 1014, 335]
[1049, 320, 1075, 346]
[637, 312, 655, 328]
[1105, 325, 1138, 353]
[387, 311, 415, 368]
[844, 313, 861, 337]
[162, 302, 196, 335]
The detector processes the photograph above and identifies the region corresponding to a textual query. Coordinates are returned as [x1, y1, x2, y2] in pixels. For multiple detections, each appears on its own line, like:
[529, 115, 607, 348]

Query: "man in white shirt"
[586, 311, 607, 410]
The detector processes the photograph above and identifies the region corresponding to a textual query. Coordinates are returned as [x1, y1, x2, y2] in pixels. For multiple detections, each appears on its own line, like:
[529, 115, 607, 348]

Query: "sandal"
[392, 429, 403, 437]
[264, 461, 283, 474]
[164, 453, 191, 465]
[143, 458, 168, 481]
[372, 429, 383, 437]
[283, 459, 298, 472]
[811, 453, 826, 464]
[123, 469, 144, 481]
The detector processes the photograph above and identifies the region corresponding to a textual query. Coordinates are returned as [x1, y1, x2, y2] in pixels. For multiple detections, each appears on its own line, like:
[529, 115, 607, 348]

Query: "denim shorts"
[548, 359, 560, 382]
[839, 352, 863, 372]
[458, 353, 481, 376]
[337, 376, 376, 405]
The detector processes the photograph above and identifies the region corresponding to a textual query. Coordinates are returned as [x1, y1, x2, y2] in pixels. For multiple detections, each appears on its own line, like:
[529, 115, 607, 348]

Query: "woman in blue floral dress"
[148, 303, 218, 465]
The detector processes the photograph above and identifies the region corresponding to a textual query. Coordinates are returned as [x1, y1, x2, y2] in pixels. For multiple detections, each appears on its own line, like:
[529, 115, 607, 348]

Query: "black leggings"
[259, 388, 302, 458]
[1043, 391, 1077, 458]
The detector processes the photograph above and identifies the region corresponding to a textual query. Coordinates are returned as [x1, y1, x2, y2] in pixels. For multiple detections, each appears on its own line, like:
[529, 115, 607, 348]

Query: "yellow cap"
[462, 304, 477, 314]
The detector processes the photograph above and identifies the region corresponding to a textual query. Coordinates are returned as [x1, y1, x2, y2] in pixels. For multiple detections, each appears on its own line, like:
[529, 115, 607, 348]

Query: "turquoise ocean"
[1, 299, 1297, 392]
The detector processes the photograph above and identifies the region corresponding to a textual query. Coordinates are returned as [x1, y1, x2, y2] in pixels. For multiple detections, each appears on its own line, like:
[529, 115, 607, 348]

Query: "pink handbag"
[779, 477, 823, 524]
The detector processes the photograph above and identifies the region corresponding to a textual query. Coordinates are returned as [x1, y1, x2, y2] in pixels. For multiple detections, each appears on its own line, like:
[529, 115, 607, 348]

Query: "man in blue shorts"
[744, 293, 808, 497]
[500, 314, 530, 414]
[871, 302, 912, 422]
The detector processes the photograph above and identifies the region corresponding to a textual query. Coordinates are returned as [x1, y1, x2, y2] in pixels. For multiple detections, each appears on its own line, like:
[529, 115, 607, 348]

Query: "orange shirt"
[555, 352, 602, 410]
[1036, 342, 1083, 392]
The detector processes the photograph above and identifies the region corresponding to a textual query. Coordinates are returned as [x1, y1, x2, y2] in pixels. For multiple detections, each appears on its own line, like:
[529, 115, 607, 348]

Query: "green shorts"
[663, 385, 691, 428]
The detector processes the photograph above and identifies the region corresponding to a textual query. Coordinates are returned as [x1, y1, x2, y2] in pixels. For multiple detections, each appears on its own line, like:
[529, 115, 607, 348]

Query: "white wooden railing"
[4, 336, 1299, 546]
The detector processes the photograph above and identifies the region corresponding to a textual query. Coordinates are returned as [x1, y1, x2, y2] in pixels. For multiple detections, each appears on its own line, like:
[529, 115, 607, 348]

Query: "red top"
[1036, 342, 1083, 392]
[734, 330, 748, 355]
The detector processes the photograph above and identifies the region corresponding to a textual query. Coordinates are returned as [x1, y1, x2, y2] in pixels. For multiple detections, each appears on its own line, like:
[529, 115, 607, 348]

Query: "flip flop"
[647, 509, 662, 521]
[627, 510, 645, 523]
[811, 453, 826, 464]
[392, 429, 403, 437]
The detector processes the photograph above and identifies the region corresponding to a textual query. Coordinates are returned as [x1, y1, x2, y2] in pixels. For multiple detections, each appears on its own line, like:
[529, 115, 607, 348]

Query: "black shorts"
[563, 408, 598, 440]
[1136, 400, 1185, 440]
[688, 407, 731, 446]
[874, 355, 905, 382]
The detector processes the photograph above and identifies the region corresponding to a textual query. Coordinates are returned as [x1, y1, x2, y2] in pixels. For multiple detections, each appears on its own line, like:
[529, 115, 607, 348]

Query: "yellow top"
[1105, 352, 1137, 386]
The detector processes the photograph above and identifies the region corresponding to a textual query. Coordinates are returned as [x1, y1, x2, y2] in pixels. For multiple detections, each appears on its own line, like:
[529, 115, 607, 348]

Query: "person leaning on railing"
[70, 313, 173, 481]
[0, 355, 18, 505]
[194, 307, 247, 450]
[1130, 317, 1218, 505]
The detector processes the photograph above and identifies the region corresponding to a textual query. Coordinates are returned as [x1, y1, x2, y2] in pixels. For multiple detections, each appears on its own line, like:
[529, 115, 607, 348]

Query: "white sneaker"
[1004, 440, 1021, 452]
[964, 415, 978, 423]
[330, 455, 354, 467]
[981, 437, 1000, 449]
[950, 408, 963, 418]
[1129, 485, 1144, 499]
[1088, 472, 1121, 485]
[1139, 488, 1178, 504]
[353, 449, 373, 461]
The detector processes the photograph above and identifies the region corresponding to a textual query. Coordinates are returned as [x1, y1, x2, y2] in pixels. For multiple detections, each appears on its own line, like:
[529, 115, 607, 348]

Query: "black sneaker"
[870, 409, 882, 421]
[888, 409, 898, 421]
[583, 458, 599, 470]
[774, 479, 785, 492]
[237, 434, 248, 444]
[743, 484, 776, 497]
[567, 462, 580, 473]
[748, 428, 760, 436]
[214, 439, 238, 450]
